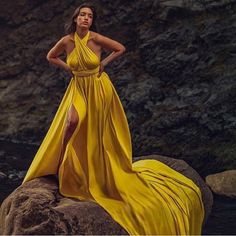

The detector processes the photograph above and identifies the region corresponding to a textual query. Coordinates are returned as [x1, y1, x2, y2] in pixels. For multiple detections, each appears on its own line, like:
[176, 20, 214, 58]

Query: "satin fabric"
[22, 31, 204, 235]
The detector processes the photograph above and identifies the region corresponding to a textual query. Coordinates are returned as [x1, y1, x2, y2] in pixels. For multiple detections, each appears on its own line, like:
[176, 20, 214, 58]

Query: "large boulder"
[0, 176, 128, 235]
[206, 170, 236, 198]
[0, 155, 213, 235]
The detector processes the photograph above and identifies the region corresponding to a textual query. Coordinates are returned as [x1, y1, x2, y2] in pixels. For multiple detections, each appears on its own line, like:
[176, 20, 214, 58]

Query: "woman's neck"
[76, 27, 89, 39]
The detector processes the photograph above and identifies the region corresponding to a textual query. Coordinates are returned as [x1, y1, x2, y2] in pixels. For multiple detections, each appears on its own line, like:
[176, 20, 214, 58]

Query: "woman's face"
[75, 7, 93, 30]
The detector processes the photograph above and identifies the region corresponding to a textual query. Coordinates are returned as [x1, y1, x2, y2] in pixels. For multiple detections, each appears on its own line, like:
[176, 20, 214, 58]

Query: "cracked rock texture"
[0, 0, 236, 175]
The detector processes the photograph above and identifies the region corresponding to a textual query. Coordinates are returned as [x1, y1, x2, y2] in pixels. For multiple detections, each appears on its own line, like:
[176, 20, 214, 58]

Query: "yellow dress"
[22, 31, 204, 235]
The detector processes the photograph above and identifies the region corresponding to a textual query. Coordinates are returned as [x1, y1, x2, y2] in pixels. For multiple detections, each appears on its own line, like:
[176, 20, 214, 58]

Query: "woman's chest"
[66, 37, 101, 60]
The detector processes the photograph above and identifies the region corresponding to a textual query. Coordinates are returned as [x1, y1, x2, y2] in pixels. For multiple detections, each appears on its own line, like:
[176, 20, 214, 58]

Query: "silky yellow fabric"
[22, 31, 204, 235]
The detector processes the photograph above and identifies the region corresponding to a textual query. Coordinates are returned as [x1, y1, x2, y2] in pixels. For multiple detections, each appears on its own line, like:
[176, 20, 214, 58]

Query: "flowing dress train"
[22, 31, 204, 235]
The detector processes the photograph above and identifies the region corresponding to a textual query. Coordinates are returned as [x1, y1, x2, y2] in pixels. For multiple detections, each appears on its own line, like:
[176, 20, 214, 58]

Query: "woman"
[22, 3, 204, 235]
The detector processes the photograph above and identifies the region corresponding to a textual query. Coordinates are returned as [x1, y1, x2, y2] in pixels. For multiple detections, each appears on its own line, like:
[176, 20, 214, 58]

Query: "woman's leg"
[57, 104, 79, 172]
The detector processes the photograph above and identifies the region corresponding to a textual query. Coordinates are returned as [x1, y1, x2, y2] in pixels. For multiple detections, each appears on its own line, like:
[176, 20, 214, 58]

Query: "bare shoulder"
[51, 35, 71, 48]
[55, 34, 75, 52]
[90, 31, 110, 43]
[90, 30, 125, 51]
[62, 34, 74, 43]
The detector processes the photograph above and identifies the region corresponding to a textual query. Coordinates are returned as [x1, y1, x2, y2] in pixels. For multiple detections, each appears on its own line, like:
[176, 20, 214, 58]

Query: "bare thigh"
[64, 104, 79, 144]
[57, 104, 80, 172]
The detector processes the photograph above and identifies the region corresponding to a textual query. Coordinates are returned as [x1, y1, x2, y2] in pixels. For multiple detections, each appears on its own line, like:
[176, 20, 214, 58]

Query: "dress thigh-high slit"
[57, 104, 80, 173]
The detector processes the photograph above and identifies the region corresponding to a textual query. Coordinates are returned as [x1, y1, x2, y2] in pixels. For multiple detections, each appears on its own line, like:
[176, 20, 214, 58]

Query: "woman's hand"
[65, 66, 73, 77]
[97, 62, 105, 77]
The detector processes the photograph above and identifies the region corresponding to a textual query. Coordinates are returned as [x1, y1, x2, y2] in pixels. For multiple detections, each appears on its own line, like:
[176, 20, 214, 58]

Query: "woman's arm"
[94, 33, 126, 76]
[46, 37, 71, 72]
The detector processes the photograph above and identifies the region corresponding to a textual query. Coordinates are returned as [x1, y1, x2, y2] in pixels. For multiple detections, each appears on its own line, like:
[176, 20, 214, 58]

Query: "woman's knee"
[66, 105, 79, 131]
[66, 117, 78, 131]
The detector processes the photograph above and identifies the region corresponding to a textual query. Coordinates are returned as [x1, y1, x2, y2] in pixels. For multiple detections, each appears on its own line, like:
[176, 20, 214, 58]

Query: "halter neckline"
[75, 31, 90, 43]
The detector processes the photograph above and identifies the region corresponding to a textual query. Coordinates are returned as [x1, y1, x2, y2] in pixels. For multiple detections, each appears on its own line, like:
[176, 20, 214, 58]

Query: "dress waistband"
[72, 68, 99, 77]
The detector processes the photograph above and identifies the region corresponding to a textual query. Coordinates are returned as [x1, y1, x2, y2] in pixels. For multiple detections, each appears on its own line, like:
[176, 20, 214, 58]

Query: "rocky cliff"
[0, 0, 236, 175]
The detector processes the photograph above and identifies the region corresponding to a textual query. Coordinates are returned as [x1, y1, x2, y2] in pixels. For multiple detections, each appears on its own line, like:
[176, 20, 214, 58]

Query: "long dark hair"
[65, 3, 97, 34]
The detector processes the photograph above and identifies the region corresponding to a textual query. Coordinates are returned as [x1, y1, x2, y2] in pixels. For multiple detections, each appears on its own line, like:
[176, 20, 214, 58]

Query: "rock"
[7, 170, 26, 181]
[160, 0, 205, 11]
[0, 176, 128, 235]
[0, 172, 7, 181]
[0, 155, 213, 234]
[206, 170, 236, 198]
